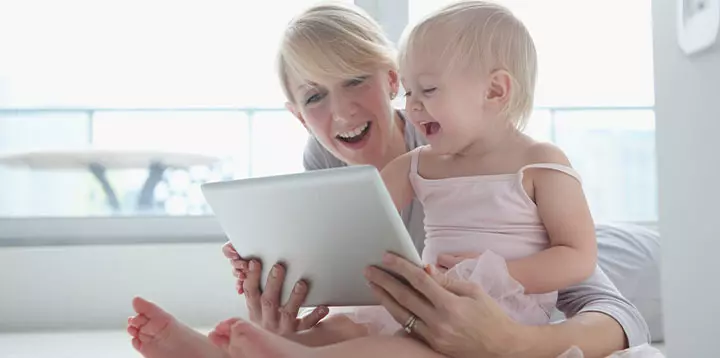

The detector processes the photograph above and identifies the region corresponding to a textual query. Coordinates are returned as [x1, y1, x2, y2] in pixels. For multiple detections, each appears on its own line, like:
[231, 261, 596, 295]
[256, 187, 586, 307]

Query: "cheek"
[301, 106, 334, 140]
[358, 84, 391, 115]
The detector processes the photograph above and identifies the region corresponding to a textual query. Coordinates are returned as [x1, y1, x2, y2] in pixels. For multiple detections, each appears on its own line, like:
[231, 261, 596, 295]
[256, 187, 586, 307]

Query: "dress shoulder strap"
[518, 163, 582, 183]
[409, 146, 425, 175]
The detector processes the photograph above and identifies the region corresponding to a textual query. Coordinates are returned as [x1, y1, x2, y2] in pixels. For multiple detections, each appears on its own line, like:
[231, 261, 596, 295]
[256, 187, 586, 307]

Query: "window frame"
[0, 0, 658, 247]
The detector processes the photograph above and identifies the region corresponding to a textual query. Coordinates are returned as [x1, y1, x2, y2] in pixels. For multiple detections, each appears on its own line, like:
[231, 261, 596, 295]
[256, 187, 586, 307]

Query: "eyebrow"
[296, 82, 319, 91]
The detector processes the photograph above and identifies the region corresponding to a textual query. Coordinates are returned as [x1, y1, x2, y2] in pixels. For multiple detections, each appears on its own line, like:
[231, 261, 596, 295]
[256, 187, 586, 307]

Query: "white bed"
[0, 329, 666, 357]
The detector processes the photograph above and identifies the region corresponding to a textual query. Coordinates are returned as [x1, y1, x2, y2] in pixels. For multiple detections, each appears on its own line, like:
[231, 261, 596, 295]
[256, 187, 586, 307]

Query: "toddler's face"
[400, 44, 496, 155]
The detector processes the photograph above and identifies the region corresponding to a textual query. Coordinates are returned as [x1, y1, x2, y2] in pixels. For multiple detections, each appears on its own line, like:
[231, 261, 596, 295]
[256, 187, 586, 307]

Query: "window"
[0, 0, 346, 219]
[408, 0, 657, 222]
[0, 0, 657, 236]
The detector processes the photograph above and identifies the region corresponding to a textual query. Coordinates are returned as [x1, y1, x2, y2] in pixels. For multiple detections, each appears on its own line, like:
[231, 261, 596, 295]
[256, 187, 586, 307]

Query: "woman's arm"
[513, 311, 627, 358]
[367, 253, 649, 358]
[556, 266, 652, 350]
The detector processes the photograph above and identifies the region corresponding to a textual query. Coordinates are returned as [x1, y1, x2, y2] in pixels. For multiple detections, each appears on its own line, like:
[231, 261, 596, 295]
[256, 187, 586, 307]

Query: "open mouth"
[422, 122, 441, 136]
[336, 122, 371, 143]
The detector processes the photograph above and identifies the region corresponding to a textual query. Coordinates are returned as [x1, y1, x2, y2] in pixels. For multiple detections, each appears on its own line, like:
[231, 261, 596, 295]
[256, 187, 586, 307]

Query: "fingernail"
[294, 281, 305, 293]
[250, 260, 259, 272]
[271, 265, 281, 277]
[364, 267, 373, 278]
[317, 306, 327, 315]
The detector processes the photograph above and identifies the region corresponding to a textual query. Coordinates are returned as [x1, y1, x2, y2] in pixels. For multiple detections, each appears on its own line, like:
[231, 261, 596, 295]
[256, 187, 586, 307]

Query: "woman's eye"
[422, 87, 437, 94]
[346, 76, 367, 86]
[404, 91, 412, 97]
[305, 93, 323, 105]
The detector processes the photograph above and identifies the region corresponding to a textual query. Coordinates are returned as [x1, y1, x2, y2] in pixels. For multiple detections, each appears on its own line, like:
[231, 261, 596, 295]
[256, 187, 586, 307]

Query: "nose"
[329, 93, 358, 121]
[405, 96, 424, 113]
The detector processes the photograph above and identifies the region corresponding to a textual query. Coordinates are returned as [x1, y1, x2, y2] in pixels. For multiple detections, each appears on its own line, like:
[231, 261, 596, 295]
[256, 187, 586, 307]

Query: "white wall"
[652, 1, 720, 356]
[0, 241, 247, 332]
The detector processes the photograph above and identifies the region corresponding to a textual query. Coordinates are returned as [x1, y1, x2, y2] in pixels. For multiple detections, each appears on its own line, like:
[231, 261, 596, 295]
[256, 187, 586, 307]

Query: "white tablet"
[201, 165, 423, 307]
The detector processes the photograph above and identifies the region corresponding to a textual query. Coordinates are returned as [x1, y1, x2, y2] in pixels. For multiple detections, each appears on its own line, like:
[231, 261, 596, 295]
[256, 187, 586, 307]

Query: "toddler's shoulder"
[523, 141, 572, 167]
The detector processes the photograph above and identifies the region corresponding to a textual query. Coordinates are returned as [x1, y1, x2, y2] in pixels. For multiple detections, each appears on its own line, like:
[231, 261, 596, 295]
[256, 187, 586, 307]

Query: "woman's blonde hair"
[398, 1, 537, 129]
[277, 2, 397, 104]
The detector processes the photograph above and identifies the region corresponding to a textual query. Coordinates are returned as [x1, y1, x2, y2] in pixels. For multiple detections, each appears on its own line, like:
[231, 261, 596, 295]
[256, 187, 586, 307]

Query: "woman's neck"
[378, 110, 409, 170]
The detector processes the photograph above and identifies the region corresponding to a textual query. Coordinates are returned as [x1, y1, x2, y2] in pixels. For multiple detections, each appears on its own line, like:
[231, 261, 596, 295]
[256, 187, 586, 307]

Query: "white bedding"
[0, 330, 666, 358]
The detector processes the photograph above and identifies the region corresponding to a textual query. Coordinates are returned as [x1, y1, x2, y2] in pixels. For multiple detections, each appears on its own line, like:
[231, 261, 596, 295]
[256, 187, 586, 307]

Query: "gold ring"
[403, 314, 418, 334]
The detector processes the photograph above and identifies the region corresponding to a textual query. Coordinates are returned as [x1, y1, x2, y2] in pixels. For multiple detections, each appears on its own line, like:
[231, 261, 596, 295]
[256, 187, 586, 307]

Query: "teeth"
[338, 122, 369, 138]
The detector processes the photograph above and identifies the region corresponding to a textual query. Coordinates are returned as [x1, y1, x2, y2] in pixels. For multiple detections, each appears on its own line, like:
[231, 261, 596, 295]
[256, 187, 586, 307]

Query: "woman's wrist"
[501, 324, 545, 358]
[502, 312, 628, 358]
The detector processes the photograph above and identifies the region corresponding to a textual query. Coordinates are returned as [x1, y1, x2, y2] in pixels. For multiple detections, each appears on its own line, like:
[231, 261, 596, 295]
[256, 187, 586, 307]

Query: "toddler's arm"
[380, 152, 415, 212]
[507, 144, 597, 294]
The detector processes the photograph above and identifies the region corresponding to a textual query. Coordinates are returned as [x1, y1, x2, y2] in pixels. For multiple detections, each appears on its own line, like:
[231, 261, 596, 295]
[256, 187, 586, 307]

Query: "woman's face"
[286, 68, 401, 168]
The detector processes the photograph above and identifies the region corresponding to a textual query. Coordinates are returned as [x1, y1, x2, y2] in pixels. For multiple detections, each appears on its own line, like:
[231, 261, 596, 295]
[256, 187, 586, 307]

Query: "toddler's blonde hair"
[277, 2, 397, 104]
[398, 1, 537, 129]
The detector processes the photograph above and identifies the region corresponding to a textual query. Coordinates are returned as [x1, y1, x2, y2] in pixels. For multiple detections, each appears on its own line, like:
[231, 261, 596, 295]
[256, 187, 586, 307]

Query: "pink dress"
[352, 147, 583, 335]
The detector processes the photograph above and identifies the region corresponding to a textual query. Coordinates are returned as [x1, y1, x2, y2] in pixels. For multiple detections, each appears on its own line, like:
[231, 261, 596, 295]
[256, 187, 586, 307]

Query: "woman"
[222, 2, 651, 357]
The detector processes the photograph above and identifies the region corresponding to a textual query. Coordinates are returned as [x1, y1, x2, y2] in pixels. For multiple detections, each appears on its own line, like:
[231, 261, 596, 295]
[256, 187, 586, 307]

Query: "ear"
[387, 69, 400, 96]
[285, 102, 308, 130]
[485, 70, 512, 107]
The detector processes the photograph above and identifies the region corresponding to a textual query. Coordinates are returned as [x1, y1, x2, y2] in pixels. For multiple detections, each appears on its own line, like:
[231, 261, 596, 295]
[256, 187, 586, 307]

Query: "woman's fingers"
[296, 306, 329, 331]
[278, 280, 309, 333]
[431, 271, 483, 298]
[231, 259, 248, 271]
[367, 282, 431, 340]
[379, 253, 452, 305]
[222, 242, 239, 260]
[367, 281, 412, 322]
[243, 259, 263, 322]
[260, 263, 285, 330]
[232, 268, 247, 279]
[364, 266, 436, 322]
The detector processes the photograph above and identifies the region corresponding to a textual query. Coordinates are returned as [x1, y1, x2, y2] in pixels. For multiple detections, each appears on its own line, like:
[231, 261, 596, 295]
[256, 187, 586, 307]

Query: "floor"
[0, 328, 214, 358]
[0, 330, 666, 358]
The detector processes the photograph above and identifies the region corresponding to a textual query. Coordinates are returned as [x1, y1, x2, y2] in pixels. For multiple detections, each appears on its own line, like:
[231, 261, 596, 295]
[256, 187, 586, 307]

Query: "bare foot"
[127, 296, 228, 358]
[209, 317, 313, 358]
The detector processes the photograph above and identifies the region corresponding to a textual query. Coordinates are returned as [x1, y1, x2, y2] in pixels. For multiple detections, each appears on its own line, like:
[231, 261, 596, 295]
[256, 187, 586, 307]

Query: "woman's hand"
[222, 242, 249, 293]
[221, 241, 328, 335]
[365, 253, 531, 358]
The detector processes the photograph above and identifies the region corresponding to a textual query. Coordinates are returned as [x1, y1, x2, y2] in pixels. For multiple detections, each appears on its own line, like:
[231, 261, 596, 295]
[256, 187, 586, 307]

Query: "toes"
[208, 330, 230, 350]
[230, 319, 263, 342]
[132, 297, 168, 319]
[128, 314, 149, 328]
[214, 317, 242, 336]
[130, 297, 173, 338]
[131, 337, 142, 351]
[127, 325, 139, 337]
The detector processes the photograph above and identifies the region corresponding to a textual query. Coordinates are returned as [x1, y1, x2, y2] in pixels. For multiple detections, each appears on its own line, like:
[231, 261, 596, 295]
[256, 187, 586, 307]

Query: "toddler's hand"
[436, 251, 483, 272]
[222, 242, 249, 294]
